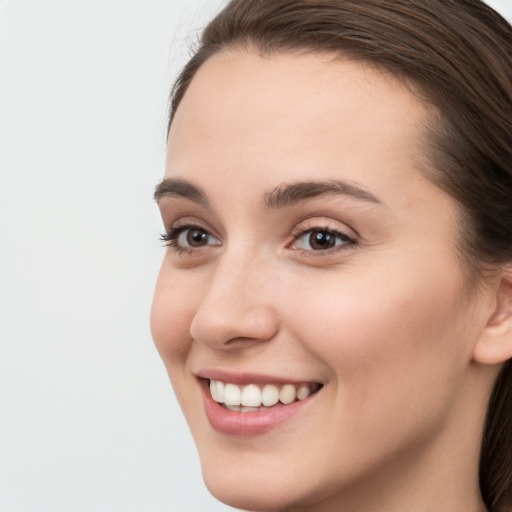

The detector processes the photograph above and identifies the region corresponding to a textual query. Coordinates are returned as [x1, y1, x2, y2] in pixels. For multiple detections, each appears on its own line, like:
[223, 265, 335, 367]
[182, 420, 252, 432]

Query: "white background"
[0, 0, 510, 510]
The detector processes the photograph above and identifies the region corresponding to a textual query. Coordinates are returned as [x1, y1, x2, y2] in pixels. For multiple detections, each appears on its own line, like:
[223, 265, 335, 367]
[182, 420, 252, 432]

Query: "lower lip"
[201, 381, 317, 436]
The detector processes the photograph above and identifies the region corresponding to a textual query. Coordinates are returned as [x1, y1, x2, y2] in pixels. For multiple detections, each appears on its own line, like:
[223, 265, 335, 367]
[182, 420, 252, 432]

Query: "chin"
[197, 446, 340, 512]
[203, 471, 303, 512]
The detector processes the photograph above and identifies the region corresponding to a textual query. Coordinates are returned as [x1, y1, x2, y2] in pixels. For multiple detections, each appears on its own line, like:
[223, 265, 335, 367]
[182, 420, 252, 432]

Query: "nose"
[189, 251, 280, 350]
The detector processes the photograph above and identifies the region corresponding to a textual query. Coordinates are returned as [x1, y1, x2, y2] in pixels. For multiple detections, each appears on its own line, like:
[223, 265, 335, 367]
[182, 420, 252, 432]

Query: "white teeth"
[261, 384, 279, 406]
[241, 384, 262, 407]
[296, 384, 311, 400]
[224, 383, 241, 406]
[224, 404, 266, 413]
[210, 380, 225, 403]
[279, 384, 296, 405]
[208, 380, 318, 409]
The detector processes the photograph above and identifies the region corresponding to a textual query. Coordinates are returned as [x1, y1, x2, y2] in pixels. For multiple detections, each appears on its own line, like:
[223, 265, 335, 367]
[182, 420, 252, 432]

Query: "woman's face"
[152, 51, 488, 510]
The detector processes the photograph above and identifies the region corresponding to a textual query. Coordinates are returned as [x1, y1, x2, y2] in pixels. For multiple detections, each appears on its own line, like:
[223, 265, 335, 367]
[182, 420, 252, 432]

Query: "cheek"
[151, 265, 206, 420]
[286, 262, 469, 436]
[150, 264, 197, 366]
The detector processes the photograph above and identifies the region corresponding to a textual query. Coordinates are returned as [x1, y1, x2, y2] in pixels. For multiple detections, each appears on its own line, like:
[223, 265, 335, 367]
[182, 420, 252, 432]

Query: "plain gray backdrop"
[0, 0, 510, 510]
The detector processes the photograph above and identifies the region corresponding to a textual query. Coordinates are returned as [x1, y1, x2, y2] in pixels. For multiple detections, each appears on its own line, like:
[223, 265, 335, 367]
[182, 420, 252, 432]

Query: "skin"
[151, 51, 503, 512]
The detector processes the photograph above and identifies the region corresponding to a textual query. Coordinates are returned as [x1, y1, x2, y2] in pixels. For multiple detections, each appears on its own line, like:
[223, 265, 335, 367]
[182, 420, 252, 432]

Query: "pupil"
[309, 231, 335, 250]
[187, 229, 208, 247]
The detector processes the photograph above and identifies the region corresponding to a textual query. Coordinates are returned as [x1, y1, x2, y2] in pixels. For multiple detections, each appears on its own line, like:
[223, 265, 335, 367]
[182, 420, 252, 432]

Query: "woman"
[151, 1, 512, 511]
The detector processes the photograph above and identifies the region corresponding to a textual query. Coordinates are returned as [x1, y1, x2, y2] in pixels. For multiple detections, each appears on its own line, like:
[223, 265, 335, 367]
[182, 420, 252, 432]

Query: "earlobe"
[472, 267, 512, 365]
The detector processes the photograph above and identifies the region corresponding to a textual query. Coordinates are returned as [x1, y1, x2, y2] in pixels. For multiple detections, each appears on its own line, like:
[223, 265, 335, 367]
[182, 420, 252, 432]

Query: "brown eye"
[160, 225, 221, 251]
[186, 228, 210, 247]
[172, 226, 221, 250]
[292, 228, 354, 252]
[308, 231, 337, 250]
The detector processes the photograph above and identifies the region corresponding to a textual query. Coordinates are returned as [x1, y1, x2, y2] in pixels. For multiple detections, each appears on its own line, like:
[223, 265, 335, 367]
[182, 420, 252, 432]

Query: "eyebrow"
[153, 177, 382, 208]
[154, 178, 208, 205]
[264, 179, 382, 208]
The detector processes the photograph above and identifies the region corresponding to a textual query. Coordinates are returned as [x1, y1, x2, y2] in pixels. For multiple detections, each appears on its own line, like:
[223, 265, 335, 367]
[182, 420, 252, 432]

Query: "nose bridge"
[189, 243, 278, 349]
[207, 248, 259, 310]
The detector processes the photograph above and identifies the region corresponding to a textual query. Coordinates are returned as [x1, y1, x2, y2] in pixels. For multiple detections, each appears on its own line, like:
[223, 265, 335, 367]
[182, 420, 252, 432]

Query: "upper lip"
[194, 368, 323, 386]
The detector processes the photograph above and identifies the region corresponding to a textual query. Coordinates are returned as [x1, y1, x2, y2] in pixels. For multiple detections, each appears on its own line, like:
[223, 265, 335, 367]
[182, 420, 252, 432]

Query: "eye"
[161, 224, 221, 252]
[291, 228, 355, 252]
[178, 227, 215, 248]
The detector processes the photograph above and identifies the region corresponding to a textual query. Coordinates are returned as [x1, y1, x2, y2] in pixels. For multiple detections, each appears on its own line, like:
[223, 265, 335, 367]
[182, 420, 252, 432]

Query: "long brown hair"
[167, 1, 512, 510]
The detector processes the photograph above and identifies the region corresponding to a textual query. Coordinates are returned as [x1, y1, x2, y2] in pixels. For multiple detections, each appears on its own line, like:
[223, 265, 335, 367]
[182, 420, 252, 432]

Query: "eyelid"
[290, 217, 357, 240]
[164, 215, 221, 239]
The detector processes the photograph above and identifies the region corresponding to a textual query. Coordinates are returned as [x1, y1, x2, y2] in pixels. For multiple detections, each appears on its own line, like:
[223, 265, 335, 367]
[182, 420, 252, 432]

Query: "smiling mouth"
[208, 380, 322, 412]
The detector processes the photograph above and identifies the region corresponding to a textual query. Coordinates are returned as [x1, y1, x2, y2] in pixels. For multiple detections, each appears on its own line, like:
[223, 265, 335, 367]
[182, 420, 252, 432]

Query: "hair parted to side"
[166, 1, 512, 510]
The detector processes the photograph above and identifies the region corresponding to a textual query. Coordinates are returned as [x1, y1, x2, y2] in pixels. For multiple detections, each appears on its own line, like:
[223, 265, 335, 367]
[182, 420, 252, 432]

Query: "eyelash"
[160, 224, 356, 256]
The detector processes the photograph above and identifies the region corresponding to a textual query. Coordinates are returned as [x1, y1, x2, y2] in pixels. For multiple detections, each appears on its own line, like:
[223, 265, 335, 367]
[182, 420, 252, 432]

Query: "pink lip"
[198, 376, 321, 436]
[195, 368, 319, 386]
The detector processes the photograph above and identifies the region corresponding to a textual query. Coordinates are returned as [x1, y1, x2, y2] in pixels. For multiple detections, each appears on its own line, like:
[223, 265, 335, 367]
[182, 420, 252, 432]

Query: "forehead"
[166, 50, 433, 204]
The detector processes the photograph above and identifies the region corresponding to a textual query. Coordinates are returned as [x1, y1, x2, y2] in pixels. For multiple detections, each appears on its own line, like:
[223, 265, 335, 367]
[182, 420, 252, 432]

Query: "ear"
[472, 266, 512, 365]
